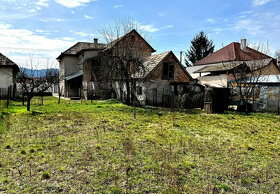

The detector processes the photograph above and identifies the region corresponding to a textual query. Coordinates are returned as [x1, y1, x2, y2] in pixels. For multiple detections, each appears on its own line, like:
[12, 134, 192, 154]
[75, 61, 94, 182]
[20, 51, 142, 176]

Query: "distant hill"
[19, 68, 59, 77]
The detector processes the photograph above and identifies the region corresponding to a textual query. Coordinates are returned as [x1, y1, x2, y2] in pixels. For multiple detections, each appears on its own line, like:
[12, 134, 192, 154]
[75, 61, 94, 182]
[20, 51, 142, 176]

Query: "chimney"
[240, 38, 247, 52]
[94, 38, 98, 44]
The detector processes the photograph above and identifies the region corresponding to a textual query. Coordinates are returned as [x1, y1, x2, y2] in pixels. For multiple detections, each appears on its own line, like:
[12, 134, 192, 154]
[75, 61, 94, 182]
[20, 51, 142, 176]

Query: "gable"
[106, 30, 156, 56]
[146, 52, 191, 82]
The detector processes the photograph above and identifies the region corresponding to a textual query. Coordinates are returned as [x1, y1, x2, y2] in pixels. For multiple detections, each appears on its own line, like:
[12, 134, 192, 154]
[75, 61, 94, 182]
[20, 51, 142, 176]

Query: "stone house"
[57, 30, 192, 105]
[0, 53, 19, 89]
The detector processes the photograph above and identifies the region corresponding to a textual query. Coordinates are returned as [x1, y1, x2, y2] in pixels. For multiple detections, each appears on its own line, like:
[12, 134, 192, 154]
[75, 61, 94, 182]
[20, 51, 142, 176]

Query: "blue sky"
[0, 0, 280, 68]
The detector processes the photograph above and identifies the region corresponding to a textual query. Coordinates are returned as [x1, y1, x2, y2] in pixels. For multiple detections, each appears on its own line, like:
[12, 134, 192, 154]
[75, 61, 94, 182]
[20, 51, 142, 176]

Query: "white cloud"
[160, 25, 174, 29]
[114, 4, 123, 8]
[137, 22, 174, 33]
[0, 22, 75, 68]
[157, 12, 165, 17]
[84, 15, 94, 20]
[29, 9, 37, 13]
[138, 24, 159, 33]
[252, 0, 272, 6]
[206, 18, 217, 24]
[36, 0, 49, 7]
[75, 31, 96, 37]
[54, 0, 98, 8]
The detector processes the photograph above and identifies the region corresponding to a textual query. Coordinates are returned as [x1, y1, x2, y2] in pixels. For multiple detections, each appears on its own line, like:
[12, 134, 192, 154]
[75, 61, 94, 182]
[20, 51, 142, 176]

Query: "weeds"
[0, 97, 279, 192]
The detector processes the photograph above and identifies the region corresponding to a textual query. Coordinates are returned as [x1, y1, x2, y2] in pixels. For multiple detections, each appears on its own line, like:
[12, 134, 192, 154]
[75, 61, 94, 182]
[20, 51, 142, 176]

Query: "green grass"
[0, 97, 279, 193]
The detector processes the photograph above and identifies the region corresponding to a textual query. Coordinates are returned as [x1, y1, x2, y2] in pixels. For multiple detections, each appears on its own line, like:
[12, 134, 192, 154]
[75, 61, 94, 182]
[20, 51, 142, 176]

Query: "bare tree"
[226, 42, 272, 114]
[98, 19, 151, 105]
[17, 56, 58, 111]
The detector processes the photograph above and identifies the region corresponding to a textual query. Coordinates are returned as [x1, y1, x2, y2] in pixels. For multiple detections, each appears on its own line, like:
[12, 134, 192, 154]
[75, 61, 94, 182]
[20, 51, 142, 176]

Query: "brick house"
[57, 30, 192, 105]
[187, 39, 280, 88]
[0, 53, 19, 89]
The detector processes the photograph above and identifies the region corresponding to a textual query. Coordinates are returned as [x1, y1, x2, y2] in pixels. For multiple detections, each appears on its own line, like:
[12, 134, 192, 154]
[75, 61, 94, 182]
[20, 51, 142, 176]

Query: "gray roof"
[57, 30, 156, 60]
[65, 71, 83, 81]
[57, 42, 106, 59]
[245, 58, 274, 71]
[0, 53, 19, 71]
[229, 75, 280, 84]
[253, 75, 280, 83]
[194, 61, 244, 73]
[132, 51, 170, 78]
[0, 53, 17, 66]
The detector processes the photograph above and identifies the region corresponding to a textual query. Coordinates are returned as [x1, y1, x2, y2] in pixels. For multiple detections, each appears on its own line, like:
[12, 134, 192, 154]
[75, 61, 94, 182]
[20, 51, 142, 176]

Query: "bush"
[41, 171, 50, 180]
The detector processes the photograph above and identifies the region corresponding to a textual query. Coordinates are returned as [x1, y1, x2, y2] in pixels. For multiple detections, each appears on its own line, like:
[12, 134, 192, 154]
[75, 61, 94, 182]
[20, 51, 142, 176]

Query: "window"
[131, 35, 135, 41]
[162, 63, 174, 80]
[137, 86, 143, 95]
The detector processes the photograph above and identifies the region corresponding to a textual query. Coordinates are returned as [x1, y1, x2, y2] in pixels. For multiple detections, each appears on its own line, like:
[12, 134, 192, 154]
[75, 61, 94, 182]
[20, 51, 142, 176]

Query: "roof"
[57, 42, 106, 59]
[0, 53, 19, 71]
[194, 42, 272, 66]
[65, 71, 83, 81]
[240, 75, 280, 84]
[186, 66, 210, 78]
[194, 61, 244, 73]
[245, 58, 274, 71]
[104, 29, 156, 53]
[133, 51, 192, 80]
[228, 75, 280, 85]
[194, 58, 277, 74]
[132, 52, 170, 78]
[57, 29, 156, 60]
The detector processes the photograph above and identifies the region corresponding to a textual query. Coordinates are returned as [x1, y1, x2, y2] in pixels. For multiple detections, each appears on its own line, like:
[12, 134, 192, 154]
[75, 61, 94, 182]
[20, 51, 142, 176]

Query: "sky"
[0, 0, 280, 68]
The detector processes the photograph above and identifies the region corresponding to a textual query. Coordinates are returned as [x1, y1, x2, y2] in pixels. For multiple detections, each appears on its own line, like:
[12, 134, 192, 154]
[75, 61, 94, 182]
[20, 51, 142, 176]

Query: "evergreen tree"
[185, 31, 215, 66]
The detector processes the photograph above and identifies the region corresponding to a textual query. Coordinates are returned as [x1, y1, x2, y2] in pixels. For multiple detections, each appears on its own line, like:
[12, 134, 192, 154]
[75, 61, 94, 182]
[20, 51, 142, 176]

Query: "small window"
[137, 86, 143, 95]
[131, 35, 135, 41]
[162, 63, 174, 80]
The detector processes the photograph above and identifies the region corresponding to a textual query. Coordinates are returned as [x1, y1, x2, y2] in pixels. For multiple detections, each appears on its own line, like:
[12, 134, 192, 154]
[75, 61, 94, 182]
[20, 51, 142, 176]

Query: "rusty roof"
[194, 42, 272, 66]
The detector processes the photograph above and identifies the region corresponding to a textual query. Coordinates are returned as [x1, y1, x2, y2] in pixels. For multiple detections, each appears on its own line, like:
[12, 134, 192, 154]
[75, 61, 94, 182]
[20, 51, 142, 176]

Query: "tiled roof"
[194, 42, 272, 66]
[132, 51, 170, 78]
[104, 29, 156, 52]
[0, 53, 18, 68]
[245, 58, 274, 71]
[57, 42, 106, 59]
[58, 30, 156, 60]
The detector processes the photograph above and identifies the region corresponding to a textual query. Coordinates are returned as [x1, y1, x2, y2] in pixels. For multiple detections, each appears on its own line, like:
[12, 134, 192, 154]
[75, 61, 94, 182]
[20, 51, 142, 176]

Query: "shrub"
[41, 171, 50, 180]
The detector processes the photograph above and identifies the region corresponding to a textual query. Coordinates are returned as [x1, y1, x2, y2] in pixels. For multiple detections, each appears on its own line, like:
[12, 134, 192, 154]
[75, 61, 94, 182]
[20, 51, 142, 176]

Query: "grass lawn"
[0, 97, 279, 193]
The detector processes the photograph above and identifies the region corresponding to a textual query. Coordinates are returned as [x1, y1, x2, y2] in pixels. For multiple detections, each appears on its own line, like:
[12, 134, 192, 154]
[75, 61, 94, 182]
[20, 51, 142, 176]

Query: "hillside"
[0, 97, 279, 193]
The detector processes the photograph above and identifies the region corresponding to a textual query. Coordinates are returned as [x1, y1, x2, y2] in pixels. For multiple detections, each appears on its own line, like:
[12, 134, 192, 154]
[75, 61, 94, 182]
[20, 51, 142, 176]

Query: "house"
[187, 39, 280, 87]
[0, 53, 19, 89]
[57, 29, 192, 105]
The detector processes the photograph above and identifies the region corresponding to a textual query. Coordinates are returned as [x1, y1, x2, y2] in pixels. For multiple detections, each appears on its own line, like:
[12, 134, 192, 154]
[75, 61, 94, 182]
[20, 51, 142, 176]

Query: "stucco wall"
[198, 75, 228, 87]
[0, 67, 13, 88]
[60, 56, 79, 77]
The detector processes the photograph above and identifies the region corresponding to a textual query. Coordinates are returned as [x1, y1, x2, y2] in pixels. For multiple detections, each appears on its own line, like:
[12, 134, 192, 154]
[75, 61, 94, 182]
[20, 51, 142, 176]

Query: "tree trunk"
[126, 79, 131, 105]
[27, 97, 32, 111]
[22, 94, 25, 105]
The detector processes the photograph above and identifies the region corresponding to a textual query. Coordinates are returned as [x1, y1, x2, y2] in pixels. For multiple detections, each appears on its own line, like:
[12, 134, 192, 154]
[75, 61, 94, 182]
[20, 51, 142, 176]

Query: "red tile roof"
[194, 42, 272, 66]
